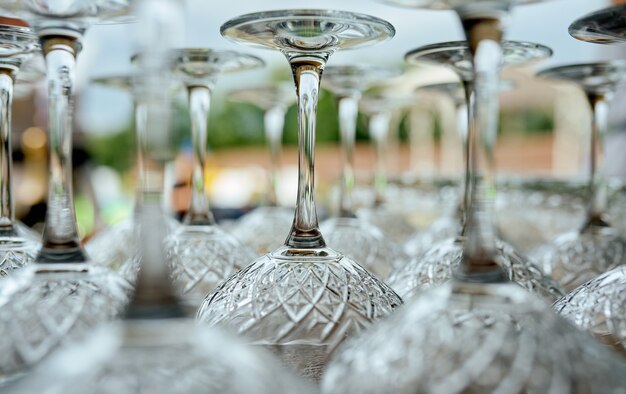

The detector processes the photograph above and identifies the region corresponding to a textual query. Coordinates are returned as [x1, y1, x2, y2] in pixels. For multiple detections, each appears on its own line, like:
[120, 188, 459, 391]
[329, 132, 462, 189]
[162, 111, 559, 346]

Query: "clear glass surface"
[232, 206, 294, 256]
[323, 282, 626, 393]
[166, 49, 262, 308]
[0, 20, 40, 276]
[535, 61, 626, 292]
[199, 9, 401, 382]
[569, 4, 626, 44]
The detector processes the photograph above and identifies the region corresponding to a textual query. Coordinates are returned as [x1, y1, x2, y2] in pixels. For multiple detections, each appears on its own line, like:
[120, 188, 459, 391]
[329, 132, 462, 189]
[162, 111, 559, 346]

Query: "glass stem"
[457, 14, 508, 282]
[133, 100, 147, 213]
[264, 104, 286, 208]
[284, 58, 325, 249]
[338, 94, 359, 218]
[583, 93, 610, 230]
[459, 79, 474, 236]
[0, 70, 15, 233]
[37, 36, 87, 264]
[370, 111, 391, 205]
[184, 84, 215, 226]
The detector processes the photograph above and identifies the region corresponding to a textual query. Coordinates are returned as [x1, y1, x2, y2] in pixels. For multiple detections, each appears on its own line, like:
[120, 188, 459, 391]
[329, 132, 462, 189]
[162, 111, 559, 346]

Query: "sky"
[72, 0, 626, 134]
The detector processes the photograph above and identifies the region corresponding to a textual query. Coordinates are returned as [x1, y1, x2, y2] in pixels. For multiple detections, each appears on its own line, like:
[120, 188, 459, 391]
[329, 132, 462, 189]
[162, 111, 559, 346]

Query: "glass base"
[569, 4, 626, 44]
[6, 318, 315, 393]
[388, 237, 564, 301]
[554, 265, 626, 357]
[166, 224, 256, 308]
[537, 61, 626, 96]
[535, 227, 626, 292]
[0, 263, 129, 382]
[323, 281, 626, 393]
[197, 245, 402, 379]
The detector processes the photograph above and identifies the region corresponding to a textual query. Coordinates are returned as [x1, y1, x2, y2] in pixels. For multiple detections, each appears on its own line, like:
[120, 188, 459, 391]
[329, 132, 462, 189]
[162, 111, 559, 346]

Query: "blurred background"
[10, 0, 626, 238]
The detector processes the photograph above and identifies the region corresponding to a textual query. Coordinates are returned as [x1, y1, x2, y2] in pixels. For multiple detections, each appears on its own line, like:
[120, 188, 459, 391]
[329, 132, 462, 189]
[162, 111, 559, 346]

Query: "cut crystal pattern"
[166, 225, 255, 307]
[388, 238, 564, 301]
[232, 206, 294, 256]
[536, 228, 626, 292]
[0, 223, 40, 276]
[197, 248, 402, 380]
[8, 320, 315, 394]
[321, 217, 404, 279]
[554, 265, 626, 356]
[0, 264, 129, 383]
[323, 282, 626, 394]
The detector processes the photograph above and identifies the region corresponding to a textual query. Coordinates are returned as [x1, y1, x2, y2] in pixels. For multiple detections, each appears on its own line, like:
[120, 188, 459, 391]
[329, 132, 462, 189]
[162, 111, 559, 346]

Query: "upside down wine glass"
[165, 49, 262, 308]
[387, 39, 563, 301]
[319, 65, 405, 279]
[0, 17, 40, 276]
[536, 61, 626, 292]
[6, 3, 315, 390]
[197, 10, 403, 381]
[0, 1, 131, 383]
[229, 83, 296, 255]
[550, 4, 626, 357]
[355, 92, 418, 246]
[321, 1, 626, 392]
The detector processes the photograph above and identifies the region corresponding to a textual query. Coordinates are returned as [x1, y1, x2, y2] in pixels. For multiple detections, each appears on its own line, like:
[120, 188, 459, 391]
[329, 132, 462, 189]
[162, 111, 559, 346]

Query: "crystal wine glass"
[86, 74, 180, 283]
[387, 39, 563, 301]
[197, 10, 403, 381]
[356, 92, 418, 246]
[228, 83, 296, 255]
[402, 40, 552, 258]
[0, 17, 41, 276]
[165, 48, 263, 308]
[319, 65, 405, 279]
[535, 60, 626, 292]
[550, 4, 626, 357]
[321, 1, 626, 391]
[5, 3, 316, 390]
[0, 1, 132, 383]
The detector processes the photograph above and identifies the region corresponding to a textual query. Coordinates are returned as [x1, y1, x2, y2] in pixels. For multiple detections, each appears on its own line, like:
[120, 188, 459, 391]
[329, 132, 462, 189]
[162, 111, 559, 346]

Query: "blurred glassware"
[356, 92, 417, 246]
[6, 2, 316, 390]
[387, 40, 562, 302]
[228, 83, 296, 255]
[0, 17, 41, 276]
[86, 74, 179, 283]
[322, 1, 626, 392]
[164, 48, 262, 309]
[551, 4, 626, 358]
[0, 1, 132, 384]
[535, 60, 626, 292]
[319, 65, 406, 279]
[197, 9, 402, 382]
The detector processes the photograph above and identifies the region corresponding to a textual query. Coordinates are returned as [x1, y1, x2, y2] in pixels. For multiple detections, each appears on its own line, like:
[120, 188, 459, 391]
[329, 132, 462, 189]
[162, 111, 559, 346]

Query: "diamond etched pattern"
[323, 283, 626, 394]
[197, 251, 402, 379]
[554, 265, 626, 356]
[166, 225, 255, 306]
[0, 223, 41, 276]
[537, 229, 626, 292]
[0, 265, 129, 383]
[388, 238, 564, 301]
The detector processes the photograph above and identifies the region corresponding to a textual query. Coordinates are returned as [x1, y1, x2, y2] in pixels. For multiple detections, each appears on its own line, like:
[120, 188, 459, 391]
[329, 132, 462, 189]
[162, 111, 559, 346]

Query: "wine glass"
[0, 1, 132, 383]
[228, 83, 296, 255]
[197, 10, 403, 381]
[164, 49, 263, 308]
[387, 40, 562, 301]
[319, 65, 405, 279]
[535, 61, 626, 292]
[401, 40, 552, 259]
[0, 17, 41, 276]
[5, 5, 315, 390]
[355, 92, 418, 246]
[86, 74, 179, 283]
[549, 4, 626, 357]
[321, 1, 626, 392]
